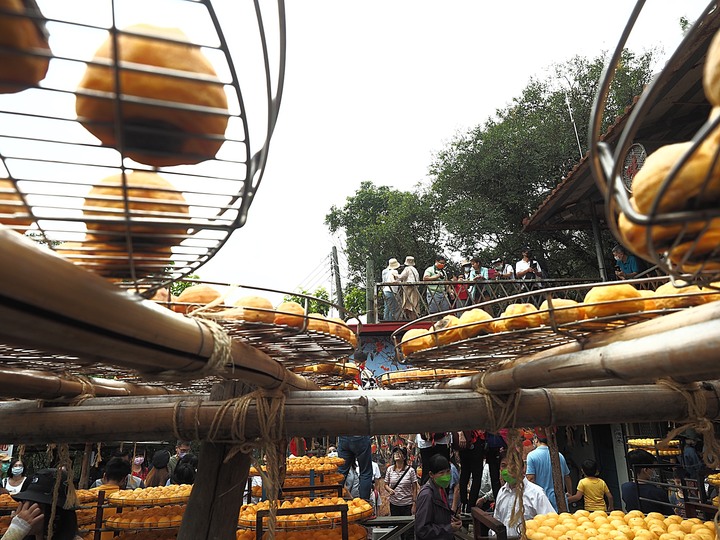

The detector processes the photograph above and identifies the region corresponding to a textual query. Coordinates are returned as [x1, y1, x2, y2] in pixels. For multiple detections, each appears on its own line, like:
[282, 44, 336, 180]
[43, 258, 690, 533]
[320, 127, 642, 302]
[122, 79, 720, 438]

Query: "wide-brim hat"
[387, 258, 400, 270]
[0, 454, 10, 462]
[459, 259, 471, 267]
[491, 258, 502, 264]
[404, 256, 415, 266]
[13, 468, 67, 506]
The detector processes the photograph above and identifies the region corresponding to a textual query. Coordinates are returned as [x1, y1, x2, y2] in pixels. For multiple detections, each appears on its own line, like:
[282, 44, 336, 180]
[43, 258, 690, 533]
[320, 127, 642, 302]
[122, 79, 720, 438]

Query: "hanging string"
[204, 385, 288, 538]
[16, 445, 25, 461]
[656, 379, 720, 469]
[93, 443, 102, 468]
[506, 428, 527, 540]
[474, 372, 522, 433]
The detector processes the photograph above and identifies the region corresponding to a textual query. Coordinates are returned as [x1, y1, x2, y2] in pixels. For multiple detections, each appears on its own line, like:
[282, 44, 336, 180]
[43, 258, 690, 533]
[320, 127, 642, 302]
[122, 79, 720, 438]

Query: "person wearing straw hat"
[3, 468, 80, 540]
[382, 258, 402, 321]
[398, 256, 421, 320]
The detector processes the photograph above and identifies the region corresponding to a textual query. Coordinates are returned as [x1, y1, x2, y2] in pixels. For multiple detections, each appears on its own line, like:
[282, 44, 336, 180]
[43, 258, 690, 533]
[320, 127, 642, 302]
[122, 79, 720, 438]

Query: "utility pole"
[366, 259, 375, 323]
[331, 246, 344, 314]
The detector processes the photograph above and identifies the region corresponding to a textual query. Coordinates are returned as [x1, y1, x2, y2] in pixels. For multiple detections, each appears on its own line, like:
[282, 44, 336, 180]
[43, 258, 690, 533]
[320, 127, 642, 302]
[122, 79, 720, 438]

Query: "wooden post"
[78, 443, 92, 489]
[177, 381, 254, 540]
[547, 430, 568, 513]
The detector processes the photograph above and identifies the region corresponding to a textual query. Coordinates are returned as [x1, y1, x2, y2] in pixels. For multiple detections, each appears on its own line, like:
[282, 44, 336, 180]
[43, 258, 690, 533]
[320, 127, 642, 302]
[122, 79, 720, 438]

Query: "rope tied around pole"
[474, 372, 522, 433]
[203, 386, 288, 539]
[47, 444, 79, 540]
[141, 317, 234, 382]
[656, 378, 720, 469]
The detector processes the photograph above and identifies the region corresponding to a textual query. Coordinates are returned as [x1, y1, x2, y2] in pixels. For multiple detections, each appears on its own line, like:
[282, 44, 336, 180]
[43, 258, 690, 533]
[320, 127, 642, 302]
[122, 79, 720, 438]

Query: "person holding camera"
[612, 245, 639, 280]
[515, 247, 543, 280]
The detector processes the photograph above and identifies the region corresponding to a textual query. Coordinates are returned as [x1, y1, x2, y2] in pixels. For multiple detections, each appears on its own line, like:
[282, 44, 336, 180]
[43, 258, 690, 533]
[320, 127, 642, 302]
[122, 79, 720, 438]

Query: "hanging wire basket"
[0, 0, 285, 292]
[589, 0, 720, 286]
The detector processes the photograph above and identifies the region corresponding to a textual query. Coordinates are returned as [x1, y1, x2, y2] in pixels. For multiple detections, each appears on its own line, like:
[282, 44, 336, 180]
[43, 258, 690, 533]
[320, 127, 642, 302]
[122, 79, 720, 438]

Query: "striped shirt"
[385, 465, 418, 506]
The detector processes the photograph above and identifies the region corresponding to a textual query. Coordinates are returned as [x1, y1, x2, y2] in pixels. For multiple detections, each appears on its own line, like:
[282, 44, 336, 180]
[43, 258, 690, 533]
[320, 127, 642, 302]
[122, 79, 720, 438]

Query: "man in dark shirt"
[621, 449, 670, 514]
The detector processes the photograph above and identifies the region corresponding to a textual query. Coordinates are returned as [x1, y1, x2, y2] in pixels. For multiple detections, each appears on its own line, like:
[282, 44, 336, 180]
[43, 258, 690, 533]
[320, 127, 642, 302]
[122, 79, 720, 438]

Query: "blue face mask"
[1, 463, 9, 474]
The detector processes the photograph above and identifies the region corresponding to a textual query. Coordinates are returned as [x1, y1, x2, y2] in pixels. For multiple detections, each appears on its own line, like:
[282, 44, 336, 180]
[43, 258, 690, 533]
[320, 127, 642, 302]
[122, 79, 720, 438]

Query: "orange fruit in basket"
[538, 298, 583, 325]
[274, 301, 305, 327]
[400, 328, 433, 355]
[499, 303, 542, 330]
[230, 296, 275, 323]
[307, 313, 329, 333]
[458, 308, 493, 339]
[174, 284, 222, 314]
[431, 315, 462, 344]
[654, 281, 708, 309]
[582, 284, 644, 318]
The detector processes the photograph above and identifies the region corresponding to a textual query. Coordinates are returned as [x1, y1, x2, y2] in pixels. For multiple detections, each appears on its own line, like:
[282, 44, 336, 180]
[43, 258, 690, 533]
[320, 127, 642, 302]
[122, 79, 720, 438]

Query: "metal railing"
[373, 277, 661, 322]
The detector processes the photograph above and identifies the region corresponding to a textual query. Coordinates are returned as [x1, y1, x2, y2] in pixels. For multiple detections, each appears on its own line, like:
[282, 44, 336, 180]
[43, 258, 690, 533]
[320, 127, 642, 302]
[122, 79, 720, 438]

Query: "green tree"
[170, 274, 200, 297]
[428, 50, 654, 278]
[284, 286, 331, 316]
[325, 181, 442, 283]
[342, 283, 367, 318]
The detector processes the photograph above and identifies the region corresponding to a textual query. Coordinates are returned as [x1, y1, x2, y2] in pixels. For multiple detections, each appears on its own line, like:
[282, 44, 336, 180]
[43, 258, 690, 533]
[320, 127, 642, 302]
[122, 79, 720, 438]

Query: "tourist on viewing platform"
[516, 247, 543, 280]
[613, 245, 640, 280]
[424, 256, 450, 314]
[399, 255, 421, 320]
[382, 258, 401, 320]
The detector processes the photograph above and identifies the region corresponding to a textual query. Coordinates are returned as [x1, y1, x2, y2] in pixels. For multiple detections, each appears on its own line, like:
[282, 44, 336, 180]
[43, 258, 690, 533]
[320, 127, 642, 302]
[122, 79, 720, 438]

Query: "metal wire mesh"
[0, 0, 285, 292]
[391, 278, 713, 370]
[589, 0, 720, 285]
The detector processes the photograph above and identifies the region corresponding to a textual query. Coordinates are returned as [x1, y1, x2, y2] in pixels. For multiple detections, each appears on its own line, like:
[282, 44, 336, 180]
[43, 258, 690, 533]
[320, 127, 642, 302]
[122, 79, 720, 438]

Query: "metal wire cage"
[0, 0, 285, 291]
[589, 0, 720, 286]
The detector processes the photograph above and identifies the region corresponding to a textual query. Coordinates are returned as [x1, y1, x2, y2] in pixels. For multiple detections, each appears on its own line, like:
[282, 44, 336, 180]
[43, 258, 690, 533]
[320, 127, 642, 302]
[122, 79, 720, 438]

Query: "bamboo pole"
[0, 228, 317, 391]
[1, 383, 719, 444]
[0, 367, 188, 400]
[438, 317, 720, 392]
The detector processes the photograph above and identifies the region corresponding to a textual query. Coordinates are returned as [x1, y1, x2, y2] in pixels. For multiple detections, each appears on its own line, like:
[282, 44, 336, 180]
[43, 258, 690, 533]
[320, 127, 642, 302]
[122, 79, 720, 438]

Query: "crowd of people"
[380, 244, 649, 321]
[380, 248, 546, 320]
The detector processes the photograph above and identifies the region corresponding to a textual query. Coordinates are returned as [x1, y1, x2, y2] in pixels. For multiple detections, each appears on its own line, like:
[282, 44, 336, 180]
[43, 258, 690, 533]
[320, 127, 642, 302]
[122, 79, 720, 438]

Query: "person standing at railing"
[423, 256, 450, 314]
[612, 245, 639, 280]
[381, 258, 401, 321]
[399, 256, 421, 320]
[469, 256, 489, 304]
[516, 247, 543, 280]
[491, 257, 515, 279]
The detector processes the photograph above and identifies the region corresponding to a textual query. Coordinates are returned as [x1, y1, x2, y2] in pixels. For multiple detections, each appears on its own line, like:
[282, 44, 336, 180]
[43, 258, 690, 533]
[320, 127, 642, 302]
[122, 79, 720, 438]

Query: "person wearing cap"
[145, 449, 171, 487]
[423, 256, 450, 315]
[3, 468, 79, 540]
[516, 247, 543, 280]
[398, 256, 421, 320]
[381, 258, 401, 321]
[491, 257, 514, 279]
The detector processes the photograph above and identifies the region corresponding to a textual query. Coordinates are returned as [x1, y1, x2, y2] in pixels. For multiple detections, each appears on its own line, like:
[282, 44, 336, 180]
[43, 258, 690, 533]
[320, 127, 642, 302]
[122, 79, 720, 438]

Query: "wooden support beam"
[438, 314, 720, 392]
[0, 228, 318, 392]
[1, 383, 719, 443]
[179, 381, 253, 540]
[0, 367, 187, 400]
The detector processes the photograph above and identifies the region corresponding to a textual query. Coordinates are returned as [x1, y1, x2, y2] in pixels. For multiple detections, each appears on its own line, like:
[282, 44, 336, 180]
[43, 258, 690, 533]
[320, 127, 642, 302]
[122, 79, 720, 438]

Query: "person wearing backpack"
[383, 446, 419, 524]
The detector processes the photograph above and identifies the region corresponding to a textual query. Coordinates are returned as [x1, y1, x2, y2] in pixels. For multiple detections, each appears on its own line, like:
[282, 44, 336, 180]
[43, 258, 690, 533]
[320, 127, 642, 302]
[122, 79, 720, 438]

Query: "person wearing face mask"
[491, 257, 514, 280]
[2, 460, 27, 496]
[612, 245, 639, 280]
[0, 455, 11, 480]
[131, 454, 148, 481]
[423, 256, 450, 315]
[621, 449, 670, 514]
[167, 440, 191, 481]
[490, 451, 554, 537]
[414, 454, 462, 540]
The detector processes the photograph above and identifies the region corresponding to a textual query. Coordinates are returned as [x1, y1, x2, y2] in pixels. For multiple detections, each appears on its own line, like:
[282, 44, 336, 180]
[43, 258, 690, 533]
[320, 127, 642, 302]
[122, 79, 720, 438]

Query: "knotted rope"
[474, 372, 522, 433]
[506, 428, 527, 540]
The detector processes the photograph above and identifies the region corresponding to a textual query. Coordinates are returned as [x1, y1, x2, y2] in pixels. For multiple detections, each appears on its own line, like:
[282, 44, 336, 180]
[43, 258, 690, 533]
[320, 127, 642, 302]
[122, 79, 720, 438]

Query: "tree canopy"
[327, 49, 655, 286]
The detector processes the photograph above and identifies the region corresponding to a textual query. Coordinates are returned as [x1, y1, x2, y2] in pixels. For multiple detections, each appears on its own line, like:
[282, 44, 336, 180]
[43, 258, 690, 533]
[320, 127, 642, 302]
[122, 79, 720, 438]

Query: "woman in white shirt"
[2, 460, 26, 495]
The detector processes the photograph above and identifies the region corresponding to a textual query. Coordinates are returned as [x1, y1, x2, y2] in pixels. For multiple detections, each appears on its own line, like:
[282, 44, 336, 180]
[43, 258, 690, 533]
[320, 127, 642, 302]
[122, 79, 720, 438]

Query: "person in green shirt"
[423, 256, 450, 314]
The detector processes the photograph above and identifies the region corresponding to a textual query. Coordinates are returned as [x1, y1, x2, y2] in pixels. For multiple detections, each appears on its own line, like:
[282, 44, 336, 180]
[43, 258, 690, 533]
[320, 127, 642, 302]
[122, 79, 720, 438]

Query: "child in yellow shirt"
[567, 459, 613, 511]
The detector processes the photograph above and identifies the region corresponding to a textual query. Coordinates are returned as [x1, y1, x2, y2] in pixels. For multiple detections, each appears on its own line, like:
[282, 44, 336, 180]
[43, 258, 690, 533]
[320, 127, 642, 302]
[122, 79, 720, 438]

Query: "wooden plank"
[178, 381, 253, 540]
